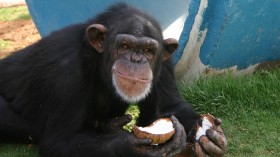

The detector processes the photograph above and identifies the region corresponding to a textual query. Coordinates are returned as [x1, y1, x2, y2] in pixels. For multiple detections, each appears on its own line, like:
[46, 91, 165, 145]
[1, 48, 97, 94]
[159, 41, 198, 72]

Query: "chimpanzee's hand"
[130, 115, 187, 157]
[102, 115, 186, 157]
[193, 115, 227, 157]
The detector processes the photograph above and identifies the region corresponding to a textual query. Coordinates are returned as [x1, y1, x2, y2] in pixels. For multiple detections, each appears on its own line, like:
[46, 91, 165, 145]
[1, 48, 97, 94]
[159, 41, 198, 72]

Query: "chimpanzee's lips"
[112, 69, 150, 83]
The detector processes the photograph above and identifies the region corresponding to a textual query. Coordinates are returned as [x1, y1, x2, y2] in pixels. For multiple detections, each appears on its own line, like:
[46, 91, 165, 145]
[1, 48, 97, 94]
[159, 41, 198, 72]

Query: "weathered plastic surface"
[174, 0, 280, 81]
[175, 0, 280, 68]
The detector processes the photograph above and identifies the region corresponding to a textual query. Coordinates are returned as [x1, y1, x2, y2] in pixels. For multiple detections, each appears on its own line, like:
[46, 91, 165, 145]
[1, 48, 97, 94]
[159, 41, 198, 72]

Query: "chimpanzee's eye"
[143, 48, 150, 53]
[143, 48, 154, 60]
[121, 44, 129, 50]
[117, 43, 130, 55]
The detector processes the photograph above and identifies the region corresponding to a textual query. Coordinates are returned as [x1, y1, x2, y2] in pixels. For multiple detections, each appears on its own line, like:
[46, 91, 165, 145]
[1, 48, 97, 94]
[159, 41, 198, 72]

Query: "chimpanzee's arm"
[40, 131, 138, 157]
[139, 60, 227, 156]
[38, 107, 152, 157]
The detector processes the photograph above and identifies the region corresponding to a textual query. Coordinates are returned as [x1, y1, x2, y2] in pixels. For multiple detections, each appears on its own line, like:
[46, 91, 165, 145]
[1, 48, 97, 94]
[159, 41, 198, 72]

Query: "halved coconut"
[132, 118, 175, 144]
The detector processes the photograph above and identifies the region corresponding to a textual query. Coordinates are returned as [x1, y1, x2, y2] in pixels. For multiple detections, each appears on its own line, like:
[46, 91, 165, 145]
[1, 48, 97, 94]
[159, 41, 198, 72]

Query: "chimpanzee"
[0, 3, 227, 157]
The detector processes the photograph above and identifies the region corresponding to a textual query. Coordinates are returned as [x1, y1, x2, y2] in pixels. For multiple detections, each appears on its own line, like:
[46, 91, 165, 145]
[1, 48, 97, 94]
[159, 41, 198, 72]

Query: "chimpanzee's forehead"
[111, 15, 162, 39]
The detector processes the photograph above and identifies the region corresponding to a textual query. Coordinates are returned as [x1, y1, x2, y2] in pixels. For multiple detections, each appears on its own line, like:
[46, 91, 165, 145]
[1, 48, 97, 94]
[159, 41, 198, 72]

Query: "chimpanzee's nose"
[131, 52, 145, 63]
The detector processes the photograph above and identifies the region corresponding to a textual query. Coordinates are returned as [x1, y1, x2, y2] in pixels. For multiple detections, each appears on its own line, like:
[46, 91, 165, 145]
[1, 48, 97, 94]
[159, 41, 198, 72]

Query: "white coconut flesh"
[195, 117, 213, 140]
[138, 119, 174, 134]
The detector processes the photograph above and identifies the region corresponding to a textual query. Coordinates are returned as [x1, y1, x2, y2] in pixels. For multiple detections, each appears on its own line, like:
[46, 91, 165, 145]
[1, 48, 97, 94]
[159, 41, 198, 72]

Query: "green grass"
[179, 69, 280, 157]
[179, 70, 280, 116]
[0, 144, 39, 157]
[0, 6, 31, 21]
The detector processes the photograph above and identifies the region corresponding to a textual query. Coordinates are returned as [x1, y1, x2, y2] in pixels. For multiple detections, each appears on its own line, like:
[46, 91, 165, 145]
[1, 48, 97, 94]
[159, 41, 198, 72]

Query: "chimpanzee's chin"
[112, 73, 152, 103]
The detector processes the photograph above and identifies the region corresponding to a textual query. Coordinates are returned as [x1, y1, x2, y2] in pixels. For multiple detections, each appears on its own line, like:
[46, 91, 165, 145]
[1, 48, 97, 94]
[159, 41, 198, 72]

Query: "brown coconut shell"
[132, 118, 175, 144]
[200, 114, 215, 124]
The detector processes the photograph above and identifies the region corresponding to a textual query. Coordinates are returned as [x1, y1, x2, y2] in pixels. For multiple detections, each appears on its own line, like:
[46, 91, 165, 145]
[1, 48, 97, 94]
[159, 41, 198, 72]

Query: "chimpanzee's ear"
[86, 24, 107, 53]
[162, 38, 178, 61]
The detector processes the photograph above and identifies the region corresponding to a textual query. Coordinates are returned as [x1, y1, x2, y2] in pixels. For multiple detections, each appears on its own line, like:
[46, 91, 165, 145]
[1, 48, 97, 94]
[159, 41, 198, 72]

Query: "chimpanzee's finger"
[199, 135, 225, 157]
[170, 116, 184, 133]
[163, 115, 187, 156]
[193, 140, 209, 157]
[109, 114, 132, 129]
[134, 138, 152, 146]
[206, 129, 227, 151]
[170, 115, 187, 145]
[116, 114, 133, 127]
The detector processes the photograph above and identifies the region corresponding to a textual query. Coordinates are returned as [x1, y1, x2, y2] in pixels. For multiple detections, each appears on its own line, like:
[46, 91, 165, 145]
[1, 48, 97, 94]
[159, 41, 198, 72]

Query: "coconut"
[132, 118, 175, 145]
[195, 114, 215, 140]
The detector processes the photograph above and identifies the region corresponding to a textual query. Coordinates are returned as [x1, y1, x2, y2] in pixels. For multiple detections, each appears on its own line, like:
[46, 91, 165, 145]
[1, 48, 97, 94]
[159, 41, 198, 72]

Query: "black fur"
[0, 3, 200, 157]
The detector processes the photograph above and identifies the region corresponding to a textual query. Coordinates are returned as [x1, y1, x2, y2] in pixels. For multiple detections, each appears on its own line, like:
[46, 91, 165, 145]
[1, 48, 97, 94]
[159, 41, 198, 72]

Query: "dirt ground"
[0, 19, 40, 58]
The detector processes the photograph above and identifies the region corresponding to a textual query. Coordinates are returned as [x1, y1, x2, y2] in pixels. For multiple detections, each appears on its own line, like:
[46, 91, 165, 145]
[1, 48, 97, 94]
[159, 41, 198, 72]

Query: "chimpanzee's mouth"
[111, 61, 153, 103]
[112, 68, 151, 83]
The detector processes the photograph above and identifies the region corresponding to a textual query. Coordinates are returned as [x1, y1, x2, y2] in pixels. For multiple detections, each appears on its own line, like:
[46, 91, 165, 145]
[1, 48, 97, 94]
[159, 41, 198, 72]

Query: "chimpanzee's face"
[86, 18, 178, 103]
[111, 34, 160, 102]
